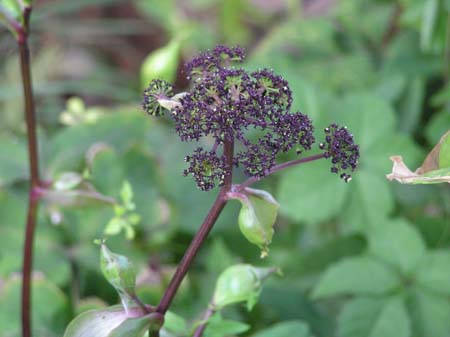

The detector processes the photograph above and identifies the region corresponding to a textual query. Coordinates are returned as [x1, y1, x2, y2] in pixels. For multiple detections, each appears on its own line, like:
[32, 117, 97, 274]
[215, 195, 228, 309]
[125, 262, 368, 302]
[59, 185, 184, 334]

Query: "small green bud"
[100, 243, 137, 312]
[233, 188, 279, 258]
[140, 39, 181, 90]
[212, 264, 278, 311]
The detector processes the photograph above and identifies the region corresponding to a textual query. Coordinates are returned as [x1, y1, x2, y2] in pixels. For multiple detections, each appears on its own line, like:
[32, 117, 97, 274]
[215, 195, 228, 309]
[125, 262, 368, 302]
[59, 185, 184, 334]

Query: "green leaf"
[340, 169, 394, 230]
[212, 264, 278, 311]
[278, 159, 348, 225]
[204, 313, 250, 337]
[368, 219, 426, 275]
[416, 250, 450, 295]
[120, 180, 134, 210]
[0, 136, 27, 186]
[140, 39, 180, 89]
[312, 256, 400, 299]
[236, 188, 279, 257]
[104, 217, 127, 236]
[90, 149, 124, 197]
[162, 311, 188, 335]
[421, 0, 439, 51]
[251, 320, 311, 337]
[409, 287, 450, 337]
[0, 275, 70, 337]
[337, 296, 410, 337]
[63, 305, 160, 337]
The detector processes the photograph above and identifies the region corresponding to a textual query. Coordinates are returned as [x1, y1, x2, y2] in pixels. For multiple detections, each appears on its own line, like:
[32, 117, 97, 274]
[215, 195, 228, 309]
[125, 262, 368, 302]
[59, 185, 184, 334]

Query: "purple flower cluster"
[319, 124, 360, 182]
[142, 45, 321, 190]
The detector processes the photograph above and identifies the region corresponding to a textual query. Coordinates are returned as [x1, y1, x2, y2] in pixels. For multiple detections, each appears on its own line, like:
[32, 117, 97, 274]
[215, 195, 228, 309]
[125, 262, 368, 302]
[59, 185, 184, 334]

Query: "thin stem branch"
[17, 8, 41, 337]
[192, 305, 215, 337]
[238, 153, 326, 190]
[151, 140, 234, 337]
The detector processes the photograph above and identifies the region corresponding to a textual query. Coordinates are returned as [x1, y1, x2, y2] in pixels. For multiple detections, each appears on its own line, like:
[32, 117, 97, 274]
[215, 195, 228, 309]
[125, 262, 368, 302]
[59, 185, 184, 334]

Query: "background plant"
[0, 1, 449, 337]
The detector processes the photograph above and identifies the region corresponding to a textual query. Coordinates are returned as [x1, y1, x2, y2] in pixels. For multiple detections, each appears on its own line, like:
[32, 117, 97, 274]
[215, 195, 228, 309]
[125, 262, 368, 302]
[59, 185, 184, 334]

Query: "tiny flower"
[320, 124, 360, 182]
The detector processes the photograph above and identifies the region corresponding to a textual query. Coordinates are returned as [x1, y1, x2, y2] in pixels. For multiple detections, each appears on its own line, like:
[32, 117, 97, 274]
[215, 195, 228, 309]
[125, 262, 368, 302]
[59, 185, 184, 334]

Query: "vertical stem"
[151, 140, 234, 336]
[17, 9, 41, 337]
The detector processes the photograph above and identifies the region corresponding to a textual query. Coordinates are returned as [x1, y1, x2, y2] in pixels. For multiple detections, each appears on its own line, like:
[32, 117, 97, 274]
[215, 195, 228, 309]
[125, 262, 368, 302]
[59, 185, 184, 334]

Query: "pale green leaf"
[368, 219, 426, 275]
[312, 256, 400, 299]
[337, 296, 410, 337]
[251, 320, 311, 337]
[416, 250, 450, 295]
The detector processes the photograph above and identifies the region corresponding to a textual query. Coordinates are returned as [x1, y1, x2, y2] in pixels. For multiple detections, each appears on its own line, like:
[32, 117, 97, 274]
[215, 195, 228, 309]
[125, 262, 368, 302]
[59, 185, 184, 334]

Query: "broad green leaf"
[0, 276, 70, 337]
[337, 296, 410, 337]
[416, 250, 450, 295]
[0, 136, 27, 186]
[90, 149, 124, 197]
[312, 256, 400, 299]
[63, 305, 159, 337]
[236, 188, 279, 257]
[212, 264, 278, 310]
[278, 159, 348, 225]
[368, 219, 426, 275]
[204, 313, 250, 337]
[408, 287, 450, 337]
[421, 0, 439, 51]
[340, 169, 394, 230]
[251, 320, 311, 337]
[162, 311, 188, 335]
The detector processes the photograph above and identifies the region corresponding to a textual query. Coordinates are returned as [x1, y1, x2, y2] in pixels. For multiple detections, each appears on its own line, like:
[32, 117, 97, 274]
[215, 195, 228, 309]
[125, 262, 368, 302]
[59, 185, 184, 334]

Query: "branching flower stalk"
[143, 46, 360, 336]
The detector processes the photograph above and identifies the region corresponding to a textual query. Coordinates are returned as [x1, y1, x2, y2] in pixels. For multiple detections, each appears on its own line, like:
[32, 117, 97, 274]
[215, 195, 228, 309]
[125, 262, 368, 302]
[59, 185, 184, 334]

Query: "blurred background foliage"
[0, 0, 449, 336]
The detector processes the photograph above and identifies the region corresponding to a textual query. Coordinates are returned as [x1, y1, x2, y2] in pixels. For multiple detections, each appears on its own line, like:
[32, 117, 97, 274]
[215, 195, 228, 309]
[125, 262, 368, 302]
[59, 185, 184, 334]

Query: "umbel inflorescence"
[143, 45, 359, 190]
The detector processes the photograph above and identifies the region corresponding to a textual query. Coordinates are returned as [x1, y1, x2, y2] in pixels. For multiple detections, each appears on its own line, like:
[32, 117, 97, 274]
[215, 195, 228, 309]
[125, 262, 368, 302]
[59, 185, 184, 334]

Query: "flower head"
[143, 45, 357, 190]
[319, 124, 360, 182]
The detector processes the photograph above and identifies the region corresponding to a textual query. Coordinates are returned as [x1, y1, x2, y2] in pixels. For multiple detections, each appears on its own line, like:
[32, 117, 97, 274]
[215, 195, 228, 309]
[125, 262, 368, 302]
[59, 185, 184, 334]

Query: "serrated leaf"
[278, 159, 348, 225]
[312, 256, 400, 299]
[409, 287, 450, 337]
[337, 296, 410, 337]
[416, 250, 450, 295]
[251, 320, 311, 337]
[368, 218, 426, 275]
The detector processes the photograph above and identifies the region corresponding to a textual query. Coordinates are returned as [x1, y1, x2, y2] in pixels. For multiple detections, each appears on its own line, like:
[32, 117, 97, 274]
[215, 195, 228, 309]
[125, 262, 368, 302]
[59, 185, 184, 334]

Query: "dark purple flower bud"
[320, 124, 360, 182]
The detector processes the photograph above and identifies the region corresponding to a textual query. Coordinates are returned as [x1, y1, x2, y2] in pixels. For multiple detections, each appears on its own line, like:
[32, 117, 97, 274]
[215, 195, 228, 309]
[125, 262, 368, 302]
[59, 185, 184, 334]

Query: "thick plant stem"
[18, 12, 41, 337]
[151, 140, 234, 336]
